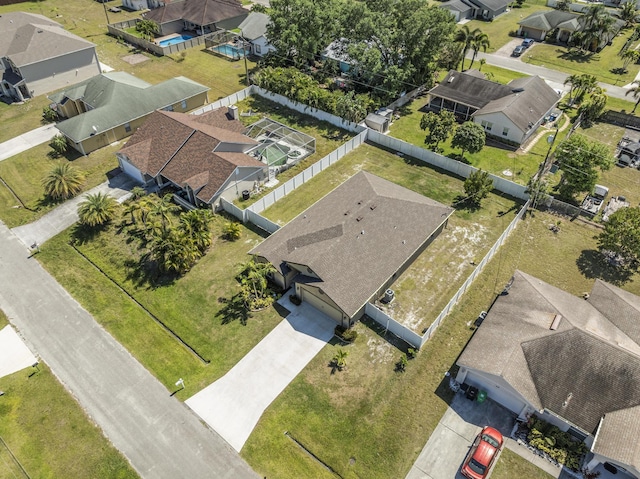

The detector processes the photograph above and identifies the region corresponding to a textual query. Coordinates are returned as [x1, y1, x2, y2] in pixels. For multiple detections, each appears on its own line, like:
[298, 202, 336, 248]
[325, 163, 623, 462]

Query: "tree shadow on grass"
[70, 222, 103, 246]
[452, 194, 481, 213]
[216, 293, 252, 325]
[557, 49, 595, 64]
[123, 257, 178, 290]
[576, 249, 637, 286]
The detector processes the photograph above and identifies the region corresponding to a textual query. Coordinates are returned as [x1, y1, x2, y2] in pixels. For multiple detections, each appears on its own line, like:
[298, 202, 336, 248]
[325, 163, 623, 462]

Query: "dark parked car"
[522, 38, 535, 48]
[461, 426, 504, 479]
[512, 45, 526, 57]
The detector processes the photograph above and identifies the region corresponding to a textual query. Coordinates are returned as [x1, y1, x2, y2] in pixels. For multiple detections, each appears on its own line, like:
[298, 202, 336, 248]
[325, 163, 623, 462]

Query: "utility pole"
[240, 29, 249, 86]
[103, 2, 110, 27]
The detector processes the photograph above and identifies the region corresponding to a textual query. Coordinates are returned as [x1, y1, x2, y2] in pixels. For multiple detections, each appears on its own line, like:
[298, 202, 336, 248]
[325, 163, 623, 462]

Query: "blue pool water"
[159, 34, 194, 47]
[213, 43, 247, 58]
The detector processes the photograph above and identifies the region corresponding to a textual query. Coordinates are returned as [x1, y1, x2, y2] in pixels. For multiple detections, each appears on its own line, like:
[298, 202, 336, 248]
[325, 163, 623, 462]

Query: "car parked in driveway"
[521, 38, 535, 48]
[512, 45, 526, 57]
[461, 426, 504, 479]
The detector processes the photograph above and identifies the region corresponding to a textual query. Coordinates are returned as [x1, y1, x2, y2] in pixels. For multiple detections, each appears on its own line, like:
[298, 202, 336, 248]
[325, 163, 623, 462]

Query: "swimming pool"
[158, 34, 194, 47]
[212, 43, 247, 58]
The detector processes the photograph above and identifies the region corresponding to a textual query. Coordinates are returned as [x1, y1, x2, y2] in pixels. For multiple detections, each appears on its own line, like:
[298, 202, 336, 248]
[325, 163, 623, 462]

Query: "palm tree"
[123, 201, 141, 225]
[49, 134, 68, 157]
[78, 192, 118, 227]
[620, 1, 638, 28]
[223, 221, 242, 241]
[149, 194, 180, 233]
[626, 80, 640, 112]
[469, 32, 490, 69]
[129, 186, 146, 201]
[42, 162, 85, 200]
[332, 349, 348, 371]
[454, 26, 482, 71]
[564, 74, 580, 102]
[135, 19, 158, 41]
[179, 209, 212, 252]
[621, 48, 640, 72]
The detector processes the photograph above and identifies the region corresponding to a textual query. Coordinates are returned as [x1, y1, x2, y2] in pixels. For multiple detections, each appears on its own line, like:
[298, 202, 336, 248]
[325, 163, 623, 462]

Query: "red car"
[461, 426, 504, 479]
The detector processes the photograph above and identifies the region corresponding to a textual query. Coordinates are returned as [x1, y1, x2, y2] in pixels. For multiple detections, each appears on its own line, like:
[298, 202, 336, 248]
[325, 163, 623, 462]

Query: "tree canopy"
[554, 134, 614, 201]
[78, 192, 118, 227]
[451, 121, 485, 159]
[42, 162, 85, 200]
[463, 169, 493, 207]
[598, 207, 640, 267]
[420, 110, 456, 152]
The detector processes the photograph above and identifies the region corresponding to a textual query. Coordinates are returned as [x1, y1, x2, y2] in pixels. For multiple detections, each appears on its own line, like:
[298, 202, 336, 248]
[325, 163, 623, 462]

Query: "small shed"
[365, 112, 390, 133]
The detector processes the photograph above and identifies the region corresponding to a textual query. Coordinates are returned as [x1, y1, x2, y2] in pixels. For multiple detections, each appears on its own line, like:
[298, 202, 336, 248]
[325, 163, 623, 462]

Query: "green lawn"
[37, 213, 287, 393]
[0, 97, 51, 145]
[0, 143, 119, 228]
[243, 208, 636, 479]
[262, 142, 522, 332]
[390, 93, 543, 184]
[522, 28, 640, 85]
[0, 314, 137, 479]
[492, 449, 554, 479]
[463, 0, 550, 53]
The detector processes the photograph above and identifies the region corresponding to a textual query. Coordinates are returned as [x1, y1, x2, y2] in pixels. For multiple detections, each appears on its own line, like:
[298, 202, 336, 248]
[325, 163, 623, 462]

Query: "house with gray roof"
[456, 270, 640, 478]
[0, 12, 101, 101]
[237, 12, 274, 57]
[249, 171, 454, 327]
[143, 0, 248, 36]
[428, 70, 560, 145]
[117, 108, 266, 206]
[50, 72, 209, 155]
[439, 0, 510, 21]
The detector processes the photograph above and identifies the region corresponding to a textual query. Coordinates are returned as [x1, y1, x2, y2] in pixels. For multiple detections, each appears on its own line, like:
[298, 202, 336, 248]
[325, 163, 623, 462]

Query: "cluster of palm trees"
[563, 73, 607, 123]
[236, 257, 276, 310]
[123, 190, 213, 275]
[569, 4, 617, 52]
[454, 26, 490, 71]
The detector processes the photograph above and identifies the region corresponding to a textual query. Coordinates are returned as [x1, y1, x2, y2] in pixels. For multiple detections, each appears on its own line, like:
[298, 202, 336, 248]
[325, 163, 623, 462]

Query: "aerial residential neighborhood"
[2, 0, 640, 477]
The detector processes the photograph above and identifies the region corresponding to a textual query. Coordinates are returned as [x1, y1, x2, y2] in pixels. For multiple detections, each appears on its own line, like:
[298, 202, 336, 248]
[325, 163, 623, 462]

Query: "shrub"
[526, 416, 588, 470]
[334, 325, 358, 342]
[289, 294, 301, 305]
[407, 347, 418, 359]
[396, 354, 408, 372]
[42, 106, 58, 123]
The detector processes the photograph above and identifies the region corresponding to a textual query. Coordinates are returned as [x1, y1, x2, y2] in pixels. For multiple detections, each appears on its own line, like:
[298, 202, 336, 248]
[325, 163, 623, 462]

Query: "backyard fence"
[384, 86, 425, 112]
[367, 130, 530, 201]
[107, 21, 207, 56]
[192, 87, 253, 114]
[246, 130, 369, 214]
[365, 303, 424, 349]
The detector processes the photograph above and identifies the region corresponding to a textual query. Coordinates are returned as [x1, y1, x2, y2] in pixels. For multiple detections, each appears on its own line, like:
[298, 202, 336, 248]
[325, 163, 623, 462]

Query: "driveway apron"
[186, 299, 336, 452]
[0, 124, 59, 162]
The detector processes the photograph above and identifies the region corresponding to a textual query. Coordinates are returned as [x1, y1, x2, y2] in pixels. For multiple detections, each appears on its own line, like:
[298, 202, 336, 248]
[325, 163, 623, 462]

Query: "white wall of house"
[117, 154, 146, 184]
[473, 112, 524, 144]
[215, 166, 266, 204]
[456, 367, 529, 416]
[122, 0, 149, 10]
[250, 36, 275, 57]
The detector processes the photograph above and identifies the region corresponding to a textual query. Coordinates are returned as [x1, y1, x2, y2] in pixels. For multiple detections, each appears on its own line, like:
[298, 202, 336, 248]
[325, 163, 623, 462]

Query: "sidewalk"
[0, 123, 59, 162]
[11, 173, 137, 248]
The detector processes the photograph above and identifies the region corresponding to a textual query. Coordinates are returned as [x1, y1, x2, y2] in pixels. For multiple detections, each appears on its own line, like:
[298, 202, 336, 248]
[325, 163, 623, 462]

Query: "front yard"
[522, 28, 640, 85]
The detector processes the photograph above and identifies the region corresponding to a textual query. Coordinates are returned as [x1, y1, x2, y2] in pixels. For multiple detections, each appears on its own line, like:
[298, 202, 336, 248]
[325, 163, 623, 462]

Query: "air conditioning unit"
[383, 289, 395, 303]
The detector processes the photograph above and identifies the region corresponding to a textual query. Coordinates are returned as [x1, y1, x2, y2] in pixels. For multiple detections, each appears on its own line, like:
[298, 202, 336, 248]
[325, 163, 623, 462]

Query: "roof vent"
[361, 230, 365, 235]
[356, 216, 363, 222]
[550, 314, 562, 330]
[344, 210, 350, 216]
[448, 76, 455, 83]
[370, 204, 377, 210]
[562, 392, 573, 408]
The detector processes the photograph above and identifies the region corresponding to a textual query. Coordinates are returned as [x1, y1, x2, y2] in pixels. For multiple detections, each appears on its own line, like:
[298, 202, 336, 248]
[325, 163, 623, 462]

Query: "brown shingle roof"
[595, 405, 640, 471]
[249, 171, 454, 318]
[119, 109, 264, 204]
[143, 0, 247, 26]
[458, 271, 640, 465]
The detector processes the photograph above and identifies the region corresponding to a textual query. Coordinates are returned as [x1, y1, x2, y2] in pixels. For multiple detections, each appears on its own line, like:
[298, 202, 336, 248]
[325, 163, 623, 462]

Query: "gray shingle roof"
[476, 76, 560, 132]
[518, 10, 579, 31]
[143, 0, 247, 26]
[249, 171, 454, 318]
[0, 12, 95, 67]
[439, 0, 474, 13]
[595, 405, 640, 471]
[237, 12, 270, 41]
[53, 73, 209, 142]
[429, 70, 514, 110]
[458, 271, 640, 466]
[465, 0, 510, 13]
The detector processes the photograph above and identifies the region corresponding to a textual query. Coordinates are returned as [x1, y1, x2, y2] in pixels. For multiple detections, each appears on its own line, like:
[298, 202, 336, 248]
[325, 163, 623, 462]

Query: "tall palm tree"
[626, 80, 640, 112]
[135, 19, 158, 41]
[149, 194, 180, 233]
[454, 26, 482, 71]
[179, 209, 212, 252]
[42, 162, 85, 200]
[620, 1, 638, 28]
[564, 74, 580, 102]
[469, 32, 490, 69]
[77, 192, 118, 227]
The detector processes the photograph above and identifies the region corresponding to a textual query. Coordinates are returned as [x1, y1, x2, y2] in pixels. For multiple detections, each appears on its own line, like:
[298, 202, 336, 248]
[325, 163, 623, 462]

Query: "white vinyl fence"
[365, 303, 423, 349]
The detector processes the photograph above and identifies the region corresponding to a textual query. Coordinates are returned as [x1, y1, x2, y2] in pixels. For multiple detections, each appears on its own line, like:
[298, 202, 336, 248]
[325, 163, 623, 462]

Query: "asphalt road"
[0, 222, 258, 479]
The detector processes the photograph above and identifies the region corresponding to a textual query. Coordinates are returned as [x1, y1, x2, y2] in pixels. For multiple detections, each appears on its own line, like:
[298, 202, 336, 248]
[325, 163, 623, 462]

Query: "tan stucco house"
[49, 72, 209, 155]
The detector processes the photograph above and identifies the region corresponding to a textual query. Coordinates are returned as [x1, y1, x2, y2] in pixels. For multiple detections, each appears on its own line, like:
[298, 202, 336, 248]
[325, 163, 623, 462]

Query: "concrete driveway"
[0, 123, 59, 162]
[11, 173, 136, 248]
[186, 297, 335, 452]
[406, 393, 515, 479]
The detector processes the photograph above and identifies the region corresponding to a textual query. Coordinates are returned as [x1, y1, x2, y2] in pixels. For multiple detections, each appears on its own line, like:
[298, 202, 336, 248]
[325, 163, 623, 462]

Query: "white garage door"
[466, 371, 527, 415]
[301, 288, 343, 322]
[119, 157, 145, 184]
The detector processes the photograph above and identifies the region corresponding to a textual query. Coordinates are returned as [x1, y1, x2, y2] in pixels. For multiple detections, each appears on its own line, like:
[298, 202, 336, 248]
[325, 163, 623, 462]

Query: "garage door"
[119, 157, 145, 184]
[301, 288, 343, 322]
[466, 371, 527, 415]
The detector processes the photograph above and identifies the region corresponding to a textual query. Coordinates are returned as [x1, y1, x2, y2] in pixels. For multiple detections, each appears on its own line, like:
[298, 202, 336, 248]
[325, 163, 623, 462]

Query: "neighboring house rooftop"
[237, 11, 270, 41]
[476, 76, 560, 133]
[0, 11, 96, 67]
[143, 0, 247, 26]
[429, 70, 514, 110]
[517, 9, 580, 31]
[51, 72, 209, 142]
[439, 0, 473, 13]
[457, 270, 640, 469]
[466, 0, 510, 12]
[119, 109, 262, 203]
[249, 171, 454, 318]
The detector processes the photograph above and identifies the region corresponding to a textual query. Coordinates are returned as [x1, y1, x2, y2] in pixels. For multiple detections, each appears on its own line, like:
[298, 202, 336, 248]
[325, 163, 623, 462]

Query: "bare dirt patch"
[122, 54, 149, 65]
